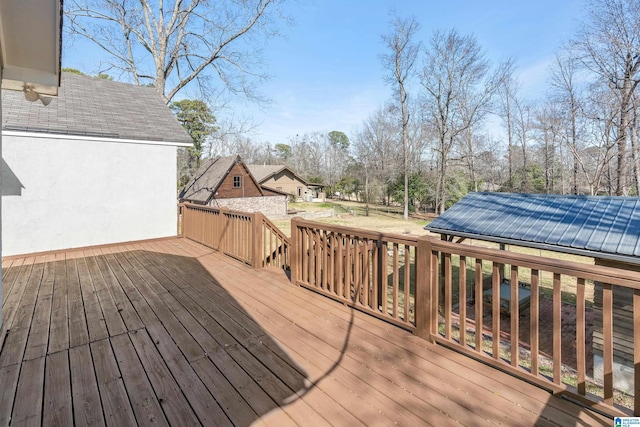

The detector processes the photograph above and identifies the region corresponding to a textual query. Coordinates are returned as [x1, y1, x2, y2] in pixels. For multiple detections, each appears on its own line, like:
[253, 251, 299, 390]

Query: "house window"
[297, 187, 302, 197]
[233, 176, 241, 188]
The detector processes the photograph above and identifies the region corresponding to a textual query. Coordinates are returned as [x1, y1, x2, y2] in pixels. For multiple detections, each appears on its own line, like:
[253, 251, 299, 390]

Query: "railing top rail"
[431, 238, 640, 289]
[182, 202, 253, 219]
[293, 217, 420, 247]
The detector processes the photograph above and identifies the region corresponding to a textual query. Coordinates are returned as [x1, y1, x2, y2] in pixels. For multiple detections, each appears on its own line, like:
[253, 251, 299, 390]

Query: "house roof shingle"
[246, 165, 285, 183]
[1, 72, 192, 144]
[246, 164, 310, 186]
[425, 192, 640, 265]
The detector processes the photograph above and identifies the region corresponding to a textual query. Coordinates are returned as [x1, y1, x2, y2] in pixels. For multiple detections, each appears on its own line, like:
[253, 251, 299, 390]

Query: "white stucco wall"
[2, 133, 179, 256]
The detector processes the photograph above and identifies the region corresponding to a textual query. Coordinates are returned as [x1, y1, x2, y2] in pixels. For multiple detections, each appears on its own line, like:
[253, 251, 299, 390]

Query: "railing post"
[290, 217, 300, 285]
[177, 203, 183, 237]
[252, 213, 264, 268]
[218, 207, 228, 253]
[415, 235, 433, 342]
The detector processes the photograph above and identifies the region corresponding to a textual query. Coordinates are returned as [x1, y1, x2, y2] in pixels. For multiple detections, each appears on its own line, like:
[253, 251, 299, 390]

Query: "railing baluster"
[268, 224, 272, 267]
[431, 250, 438, 335]
[492, 263, 500, 359]
[603, 283, 614, 405]
[393, 243, 399, 319]
[364, 239, 371, 308]
[475, 259, 483, 353]
[577, 277, 586, 396]
[404, 245, 411, 323]
[381, 242, 388, 316]
[530, 269, 539, 376]
[329, 233, 335, 295]
[372, 240, 379, 311]
[444, 252, 452, 340]
[553, 273, 561, 384]
[345, 235, 352, 299]
[306, 228, 312, 284]
[635, 288, 640, 416]
[511, 265, 519, 367]
[336, 234, 343, 298]
[315, 230, 321, 288]
[355, 238, 362, 303]
[459, 256, 467, 347]
[322, 230, 329, 291]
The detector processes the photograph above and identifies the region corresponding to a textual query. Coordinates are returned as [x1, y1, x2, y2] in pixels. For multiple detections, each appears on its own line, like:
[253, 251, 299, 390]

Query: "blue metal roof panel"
[593, 199, 623, 253]
[567, 199, 601, 250]
[426, 193, 640, 262]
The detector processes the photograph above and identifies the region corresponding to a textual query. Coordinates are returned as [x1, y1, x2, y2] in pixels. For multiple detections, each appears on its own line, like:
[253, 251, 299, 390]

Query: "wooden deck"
[0, 238, 611, 426]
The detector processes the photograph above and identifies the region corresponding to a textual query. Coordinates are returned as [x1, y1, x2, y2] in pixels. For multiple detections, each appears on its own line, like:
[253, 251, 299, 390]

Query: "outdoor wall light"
[23, 87, 52, 106]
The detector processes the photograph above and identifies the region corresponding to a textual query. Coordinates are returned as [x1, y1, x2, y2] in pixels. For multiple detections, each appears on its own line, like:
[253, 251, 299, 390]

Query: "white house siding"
[2, 133, 178, 256]
[208, 195, 287, 218]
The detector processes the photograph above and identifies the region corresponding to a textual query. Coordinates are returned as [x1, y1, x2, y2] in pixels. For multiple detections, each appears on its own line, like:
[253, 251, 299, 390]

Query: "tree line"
[65, 0, 640, 213]
[188, 0, 640, 214]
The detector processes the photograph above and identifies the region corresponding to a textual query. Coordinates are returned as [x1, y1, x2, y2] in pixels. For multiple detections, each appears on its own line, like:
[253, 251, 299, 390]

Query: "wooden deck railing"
[428, 238, 640, 417]
[289, 217, 419, 331]
[259, 214, 290, 269]
[289, 217, 640, 418]
[181, 206, 640, 417]
[180, 203, 289, 269]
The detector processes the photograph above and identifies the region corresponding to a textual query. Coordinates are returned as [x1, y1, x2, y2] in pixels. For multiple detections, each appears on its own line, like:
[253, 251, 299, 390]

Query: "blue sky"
[63, 0, 585, 144]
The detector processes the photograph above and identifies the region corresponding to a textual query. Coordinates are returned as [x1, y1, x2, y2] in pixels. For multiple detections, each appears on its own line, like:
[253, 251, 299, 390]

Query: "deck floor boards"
[0, 237, 612, 426]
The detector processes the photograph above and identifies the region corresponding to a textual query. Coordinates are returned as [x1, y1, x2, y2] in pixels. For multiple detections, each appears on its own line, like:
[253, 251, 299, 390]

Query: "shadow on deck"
[0, 238, 611, 425]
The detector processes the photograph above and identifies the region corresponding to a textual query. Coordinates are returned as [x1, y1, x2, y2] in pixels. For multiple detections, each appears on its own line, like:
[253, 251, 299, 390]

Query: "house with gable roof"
[180, 155, 288, 217]
[247, 163, 324, 201]
[1, 72, 193, 256]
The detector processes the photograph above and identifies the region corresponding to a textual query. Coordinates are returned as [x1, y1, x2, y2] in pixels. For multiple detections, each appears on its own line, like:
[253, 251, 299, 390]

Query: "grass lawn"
[272, 200, 432, 238]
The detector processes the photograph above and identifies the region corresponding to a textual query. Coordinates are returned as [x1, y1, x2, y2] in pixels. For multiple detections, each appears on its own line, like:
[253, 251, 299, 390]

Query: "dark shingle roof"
[1, 73, 192, 144]
[425, 192, 640, 264]
[180, 155, 239, 203]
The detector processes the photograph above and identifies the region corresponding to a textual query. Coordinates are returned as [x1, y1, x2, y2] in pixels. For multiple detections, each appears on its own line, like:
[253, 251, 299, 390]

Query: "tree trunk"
[571, 98, 578, 195]
[438, 145, 447, 214]
[402, 91, 409, 220]
[616, 82, 632, 196]
[631, 105, 640, 195]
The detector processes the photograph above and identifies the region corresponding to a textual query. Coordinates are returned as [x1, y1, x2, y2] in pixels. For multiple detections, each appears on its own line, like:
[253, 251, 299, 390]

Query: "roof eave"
[2, 129, 193, 147]
[0, 0, 62, 96]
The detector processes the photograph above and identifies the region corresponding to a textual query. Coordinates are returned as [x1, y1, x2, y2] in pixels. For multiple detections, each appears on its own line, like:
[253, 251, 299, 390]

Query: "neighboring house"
[425, 191, 640, 393]
[247, 164, 324, 201]
[180, 155, 288, 217]
[1, 73, 193, 256]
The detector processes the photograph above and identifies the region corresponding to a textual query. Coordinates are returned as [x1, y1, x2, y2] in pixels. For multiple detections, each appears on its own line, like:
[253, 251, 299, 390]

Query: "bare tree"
[549, 52, 584, 194]
[572, 84, 619, 194]
[353, 105, 402, 205]
[381, 15, 420, 220]
[497, 59, 518, 190]
[514, 97, 534, 191]
[631, 93, 640, 193]
[421, 29, 504, 213]
[533, 101, 564, 193]
[572, 0, 640, 195]
[65, 0, 285, 103]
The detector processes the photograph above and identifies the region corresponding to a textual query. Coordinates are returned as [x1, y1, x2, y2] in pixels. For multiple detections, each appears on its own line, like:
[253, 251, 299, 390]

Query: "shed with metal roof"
[425, 192, 640, 265]
[425, 192, 640, 390]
